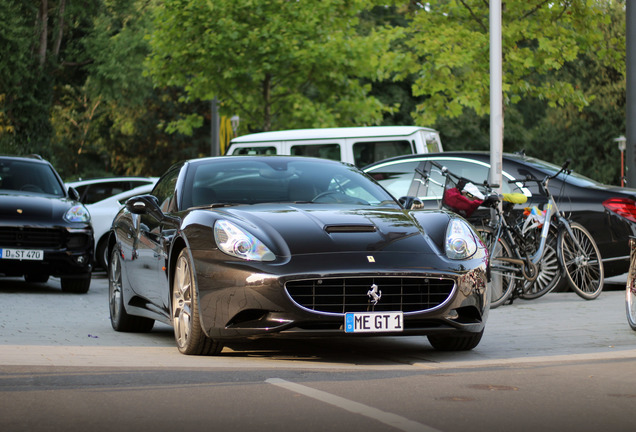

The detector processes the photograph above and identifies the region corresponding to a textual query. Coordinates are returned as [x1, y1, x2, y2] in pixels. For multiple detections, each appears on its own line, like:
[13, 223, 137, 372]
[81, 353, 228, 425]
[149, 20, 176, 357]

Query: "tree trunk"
[38, 0, 48, 67]
[262, 74, 271, 131]
[53, 0, 66, 57]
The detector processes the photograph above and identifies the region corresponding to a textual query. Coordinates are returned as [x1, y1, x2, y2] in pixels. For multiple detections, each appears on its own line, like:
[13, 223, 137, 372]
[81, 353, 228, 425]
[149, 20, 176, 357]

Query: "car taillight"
[603, 198, 636, 223]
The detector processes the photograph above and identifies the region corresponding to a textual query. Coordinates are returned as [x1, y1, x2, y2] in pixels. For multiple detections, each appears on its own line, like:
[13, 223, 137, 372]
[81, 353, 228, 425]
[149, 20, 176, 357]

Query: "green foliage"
[0, 0, 628, 185]
[398, 0, 618, 125]
[147, 0, 395, 133]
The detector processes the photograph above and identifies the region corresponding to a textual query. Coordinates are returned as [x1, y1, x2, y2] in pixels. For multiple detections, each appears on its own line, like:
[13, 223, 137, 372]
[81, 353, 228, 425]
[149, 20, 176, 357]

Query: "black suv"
[0, 155, 93, 293]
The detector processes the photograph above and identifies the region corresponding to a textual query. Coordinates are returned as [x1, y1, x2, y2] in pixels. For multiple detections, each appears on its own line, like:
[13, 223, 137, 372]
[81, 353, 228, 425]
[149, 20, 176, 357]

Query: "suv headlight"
[214, 220, 275, 261]
[64, 204, 91, 223]
[445, 218, 478, 260]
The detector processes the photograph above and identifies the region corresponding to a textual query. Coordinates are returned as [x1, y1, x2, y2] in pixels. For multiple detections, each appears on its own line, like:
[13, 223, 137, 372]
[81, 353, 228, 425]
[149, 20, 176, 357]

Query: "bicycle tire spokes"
[559, 222, 604, 299]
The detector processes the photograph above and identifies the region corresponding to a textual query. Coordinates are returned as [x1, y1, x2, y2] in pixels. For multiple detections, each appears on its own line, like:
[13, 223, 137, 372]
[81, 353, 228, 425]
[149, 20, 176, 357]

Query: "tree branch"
[459, 0, 488, 33]
[521, 0, 553, 20]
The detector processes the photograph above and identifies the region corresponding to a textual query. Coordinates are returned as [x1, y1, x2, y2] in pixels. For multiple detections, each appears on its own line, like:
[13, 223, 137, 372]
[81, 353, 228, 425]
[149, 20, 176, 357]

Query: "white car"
[86, 183, 156, 269]
[67, 176, 158, 205]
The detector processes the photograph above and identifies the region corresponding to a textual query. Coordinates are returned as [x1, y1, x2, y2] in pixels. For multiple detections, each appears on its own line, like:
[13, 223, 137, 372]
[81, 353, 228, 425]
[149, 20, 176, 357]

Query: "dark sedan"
[107, 156, 489, 355]
[0, 155, 93, 293]
[364, 151, 636, 279]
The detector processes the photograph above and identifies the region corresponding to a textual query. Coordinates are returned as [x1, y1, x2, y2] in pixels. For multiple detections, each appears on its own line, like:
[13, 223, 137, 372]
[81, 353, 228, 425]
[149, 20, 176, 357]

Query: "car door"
[129, 168, 180, 315]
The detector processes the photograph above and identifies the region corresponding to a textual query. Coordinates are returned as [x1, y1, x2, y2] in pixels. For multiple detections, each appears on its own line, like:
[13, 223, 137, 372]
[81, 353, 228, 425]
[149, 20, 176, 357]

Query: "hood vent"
[324, 224, 377, 234]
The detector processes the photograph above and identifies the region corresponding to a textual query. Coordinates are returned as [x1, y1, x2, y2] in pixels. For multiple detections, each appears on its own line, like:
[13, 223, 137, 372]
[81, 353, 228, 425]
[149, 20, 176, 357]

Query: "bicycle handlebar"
[427, 160, 500, 191]
[507, 159, 572, 186]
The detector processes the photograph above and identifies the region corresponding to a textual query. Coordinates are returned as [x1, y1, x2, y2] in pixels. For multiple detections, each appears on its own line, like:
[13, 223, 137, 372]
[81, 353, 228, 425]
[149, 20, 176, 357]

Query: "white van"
[225, 126, 443, 167]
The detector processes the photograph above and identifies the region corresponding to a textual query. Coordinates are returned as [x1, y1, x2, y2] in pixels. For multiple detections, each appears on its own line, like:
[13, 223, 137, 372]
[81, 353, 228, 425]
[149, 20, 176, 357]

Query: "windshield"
[182, 158, 399, 209]
[0, 159, 65, 197]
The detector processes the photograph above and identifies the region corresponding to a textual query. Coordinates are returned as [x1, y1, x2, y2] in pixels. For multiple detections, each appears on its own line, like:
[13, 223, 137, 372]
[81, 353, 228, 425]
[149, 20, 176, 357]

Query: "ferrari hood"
[217, 205, 450, 255]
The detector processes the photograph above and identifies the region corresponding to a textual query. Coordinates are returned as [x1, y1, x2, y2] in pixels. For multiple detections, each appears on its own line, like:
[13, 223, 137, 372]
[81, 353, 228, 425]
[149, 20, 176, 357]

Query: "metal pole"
[211, 97, 220, 157]
[489, 0, 503, 191]
[627, 0, 636, 187]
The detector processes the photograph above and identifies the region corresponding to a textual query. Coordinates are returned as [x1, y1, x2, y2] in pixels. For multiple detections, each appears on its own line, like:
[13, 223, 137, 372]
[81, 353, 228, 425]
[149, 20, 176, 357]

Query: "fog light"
[76, 255, 86, 265]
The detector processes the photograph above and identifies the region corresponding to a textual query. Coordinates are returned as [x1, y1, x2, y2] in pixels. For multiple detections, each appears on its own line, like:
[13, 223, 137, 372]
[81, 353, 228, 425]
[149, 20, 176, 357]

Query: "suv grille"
[285, 277, 455, 314]
[0, 227, 65, 248]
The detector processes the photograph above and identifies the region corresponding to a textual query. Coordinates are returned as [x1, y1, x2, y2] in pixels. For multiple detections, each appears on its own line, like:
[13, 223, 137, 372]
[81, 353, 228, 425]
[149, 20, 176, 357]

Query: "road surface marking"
[266, 377, 441, 432]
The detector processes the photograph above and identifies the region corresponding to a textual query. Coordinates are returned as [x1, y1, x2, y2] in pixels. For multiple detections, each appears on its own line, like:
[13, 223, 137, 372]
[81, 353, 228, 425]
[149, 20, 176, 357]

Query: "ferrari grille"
[0, 227, 64, 248]
[285, 277, 455, 314]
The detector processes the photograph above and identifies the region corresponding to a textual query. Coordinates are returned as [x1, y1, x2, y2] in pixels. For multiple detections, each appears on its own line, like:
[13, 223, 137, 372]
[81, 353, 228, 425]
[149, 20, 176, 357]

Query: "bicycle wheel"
[519, 230, 562, 300]
[476, 226, 516, 308]
[558, 221, 604, 300]
[626, 238, 636, 330]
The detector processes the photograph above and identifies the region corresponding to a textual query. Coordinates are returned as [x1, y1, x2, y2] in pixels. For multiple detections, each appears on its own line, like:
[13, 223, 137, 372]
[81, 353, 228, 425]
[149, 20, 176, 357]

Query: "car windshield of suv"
[0, 160, 65, 197]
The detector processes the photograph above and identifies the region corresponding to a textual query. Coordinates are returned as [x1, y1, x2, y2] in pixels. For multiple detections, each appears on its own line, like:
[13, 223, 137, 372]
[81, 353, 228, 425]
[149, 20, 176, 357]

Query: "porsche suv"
[0, 155, 93, 293]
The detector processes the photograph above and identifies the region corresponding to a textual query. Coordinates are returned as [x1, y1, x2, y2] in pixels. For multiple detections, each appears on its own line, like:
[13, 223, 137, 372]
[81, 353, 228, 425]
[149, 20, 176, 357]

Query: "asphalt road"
[1, 274, 636, 432]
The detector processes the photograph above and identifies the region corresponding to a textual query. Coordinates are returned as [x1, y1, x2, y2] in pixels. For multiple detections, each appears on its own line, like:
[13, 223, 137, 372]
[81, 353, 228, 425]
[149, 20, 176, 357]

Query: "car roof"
[67, 176, 158, 187]
[0, 154, 51, 164]
[230, 126, 437, 144]
[186, 155, 349, 165]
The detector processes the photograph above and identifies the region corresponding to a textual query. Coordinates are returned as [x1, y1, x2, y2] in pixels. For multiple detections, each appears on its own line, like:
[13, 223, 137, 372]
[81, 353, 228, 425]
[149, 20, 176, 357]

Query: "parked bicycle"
[420, 160, 604, 308]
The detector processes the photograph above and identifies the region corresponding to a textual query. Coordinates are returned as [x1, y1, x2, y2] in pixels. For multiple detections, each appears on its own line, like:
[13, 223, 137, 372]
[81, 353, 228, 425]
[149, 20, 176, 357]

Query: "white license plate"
[0, 248, 44, 261]
[344, 311, 403, 333]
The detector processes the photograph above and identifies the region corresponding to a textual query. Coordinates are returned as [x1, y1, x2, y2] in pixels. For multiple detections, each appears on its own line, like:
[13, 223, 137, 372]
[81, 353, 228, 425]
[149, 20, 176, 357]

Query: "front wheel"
[476, 227, 516, 308]
[172, 249, 223, 355]
[109, 247, 154, 332]
[558, 222, 604, 300]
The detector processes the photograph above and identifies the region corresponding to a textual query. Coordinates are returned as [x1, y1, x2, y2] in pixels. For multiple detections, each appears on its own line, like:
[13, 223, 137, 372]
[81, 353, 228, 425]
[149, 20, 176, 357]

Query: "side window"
[422, 160, 490, 199]
[424, 159, 522, 197]
[422, 131, 443, 153]
[130, 180, 153, 189]
[365, 161, 419, 199]
[231, 146, 277, 155]
[153, 168, 180, 213]
[353, 141, 414, 167]
[290, 144, 341, 161]
[82, 181, 128, 204]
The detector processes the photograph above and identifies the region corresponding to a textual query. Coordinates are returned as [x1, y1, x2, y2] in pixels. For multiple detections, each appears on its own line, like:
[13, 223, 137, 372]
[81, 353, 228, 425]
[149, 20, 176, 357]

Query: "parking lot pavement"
[0, 273, 635, 369]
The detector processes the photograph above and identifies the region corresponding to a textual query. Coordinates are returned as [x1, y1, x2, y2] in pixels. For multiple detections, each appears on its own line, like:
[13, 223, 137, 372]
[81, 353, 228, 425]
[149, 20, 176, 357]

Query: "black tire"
[476, 227, 516, 308]
[558, 222, 604, 300]
[628, 279, 636, 331]
[627, 242, 636, 331]
[61, 275, 91, 293]
[24, 273, 49, 284]
[109, 247, 154, 332]
[428, 329, 484, 351]
[172, 249, 223, 355]
[96, 236, 109, 270]
[519, 231, 562, 300]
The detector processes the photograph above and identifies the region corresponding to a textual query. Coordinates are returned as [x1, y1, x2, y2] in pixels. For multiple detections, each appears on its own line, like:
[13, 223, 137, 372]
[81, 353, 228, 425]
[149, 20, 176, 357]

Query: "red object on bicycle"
[443, 187, 483, 218]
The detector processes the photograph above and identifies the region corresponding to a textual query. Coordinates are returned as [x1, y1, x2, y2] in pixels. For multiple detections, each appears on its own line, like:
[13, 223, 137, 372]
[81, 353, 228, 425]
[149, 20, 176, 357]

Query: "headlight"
[445, 218, 478, 260]
[64, 205, 91, 223]
[214, 220, 275, 261]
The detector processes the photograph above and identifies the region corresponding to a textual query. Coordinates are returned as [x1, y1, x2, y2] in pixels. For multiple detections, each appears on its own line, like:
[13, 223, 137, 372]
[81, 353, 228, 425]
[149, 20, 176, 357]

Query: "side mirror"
[67, 186, 80, 201]
[398, 196, 425, 210]
[126, 194, 161, 216]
